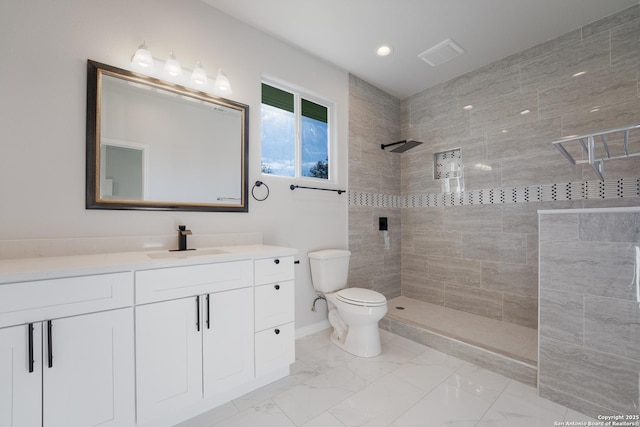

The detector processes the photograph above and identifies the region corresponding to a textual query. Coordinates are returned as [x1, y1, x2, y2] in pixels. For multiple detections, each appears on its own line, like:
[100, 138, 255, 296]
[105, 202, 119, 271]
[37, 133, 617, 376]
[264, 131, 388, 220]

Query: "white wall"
[0, 0, 349, 331]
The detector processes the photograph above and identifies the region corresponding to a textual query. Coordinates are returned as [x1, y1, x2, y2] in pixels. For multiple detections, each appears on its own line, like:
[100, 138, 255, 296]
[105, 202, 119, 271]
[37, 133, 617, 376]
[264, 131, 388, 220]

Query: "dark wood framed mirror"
[86, 60, 249, 212]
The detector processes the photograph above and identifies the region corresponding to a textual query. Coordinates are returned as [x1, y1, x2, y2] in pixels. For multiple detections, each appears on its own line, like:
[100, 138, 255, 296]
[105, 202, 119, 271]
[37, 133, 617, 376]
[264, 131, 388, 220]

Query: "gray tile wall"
[348, 5, 640, 329]
[538, 209, 640, 417]
[348, 75, 402, 298]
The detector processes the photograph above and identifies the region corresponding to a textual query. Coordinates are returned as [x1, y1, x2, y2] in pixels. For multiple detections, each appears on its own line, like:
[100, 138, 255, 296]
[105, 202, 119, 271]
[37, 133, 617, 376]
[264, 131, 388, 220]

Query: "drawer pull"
[274, 258, 280, 265]
[274, 328, 280, 335]
[274, 284, 280, 290]
[28, 323, 34, 373]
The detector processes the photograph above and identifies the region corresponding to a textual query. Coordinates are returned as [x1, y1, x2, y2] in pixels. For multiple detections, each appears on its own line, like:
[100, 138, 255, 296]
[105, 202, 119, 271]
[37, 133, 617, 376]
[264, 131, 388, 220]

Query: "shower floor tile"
[386, 296, 538, 364]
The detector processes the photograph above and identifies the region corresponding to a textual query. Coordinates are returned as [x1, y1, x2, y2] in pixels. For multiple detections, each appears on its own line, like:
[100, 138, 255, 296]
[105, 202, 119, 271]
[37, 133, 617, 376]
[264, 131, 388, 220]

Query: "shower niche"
[434, 148, 464, 193]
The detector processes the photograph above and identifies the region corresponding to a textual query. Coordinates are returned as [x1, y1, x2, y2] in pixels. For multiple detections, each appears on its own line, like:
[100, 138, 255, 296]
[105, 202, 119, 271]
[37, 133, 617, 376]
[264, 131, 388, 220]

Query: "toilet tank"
[308, 249, 351, 293]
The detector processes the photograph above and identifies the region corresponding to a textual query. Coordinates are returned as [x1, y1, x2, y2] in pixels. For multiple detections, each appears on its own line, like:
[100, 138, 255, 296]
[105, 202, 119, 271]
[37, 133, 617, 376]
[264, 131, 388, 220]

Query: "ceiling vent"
[418, 38, 466, 67]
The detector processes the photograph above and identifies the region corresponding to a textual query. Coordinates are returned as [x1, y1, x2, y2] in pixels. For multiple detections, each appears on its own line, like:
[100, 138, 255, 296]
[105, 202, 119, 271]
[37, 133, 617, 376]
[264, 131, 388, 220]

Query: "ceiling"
[201, 0, 638, 99]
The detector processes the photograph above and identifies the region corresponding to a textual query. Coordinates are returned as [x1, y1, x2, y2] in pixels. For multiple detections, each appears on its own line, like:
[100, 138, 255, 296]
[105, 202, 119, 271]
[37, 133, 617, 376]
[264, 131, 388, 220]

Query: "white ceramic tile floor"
[177, 329, 595, 427]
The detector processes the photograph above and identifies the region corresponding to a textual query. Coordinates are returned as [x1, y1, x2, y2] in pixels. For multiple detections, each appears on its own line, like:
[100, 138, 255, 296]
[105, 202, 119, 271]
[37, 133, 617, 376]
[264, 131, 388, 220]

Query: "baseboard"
[295, 320, 330, 339]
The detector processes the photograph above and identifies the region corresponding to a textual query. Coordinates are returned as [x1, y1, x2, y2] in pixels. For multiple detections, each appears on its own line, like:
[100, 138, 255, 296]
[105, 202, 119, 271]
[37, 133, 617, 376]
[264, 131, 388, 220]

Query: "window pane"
[301, 115, 328, 179]
[261, 103, 295, 176]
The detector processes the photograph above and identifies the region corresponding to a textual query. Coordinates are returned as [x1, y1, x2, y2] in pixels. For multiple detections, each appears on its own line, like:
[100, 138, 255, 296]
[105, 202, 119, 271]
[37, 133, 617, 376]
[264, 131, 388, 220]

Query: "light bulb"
[214, 68, 232, 94]
[163, 52, 183, 79]
[131, 42, 154, 70]
[190, 61, 208, 86]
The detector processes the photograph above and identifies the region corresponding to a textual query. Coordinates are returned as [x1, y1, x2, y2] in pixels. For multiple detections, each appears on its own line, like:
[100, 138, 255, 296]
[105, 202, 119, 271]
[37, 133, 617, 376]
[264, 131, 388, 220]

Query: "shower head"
[381, 140, 423, 153]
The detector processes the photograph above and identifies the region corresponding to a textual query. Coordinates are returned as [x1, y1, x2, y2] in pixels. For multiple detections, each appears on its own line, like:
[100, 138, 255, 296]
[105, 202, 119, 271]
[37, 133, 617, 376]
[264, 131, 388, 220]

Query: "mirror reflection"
[86, 60, 249, 212]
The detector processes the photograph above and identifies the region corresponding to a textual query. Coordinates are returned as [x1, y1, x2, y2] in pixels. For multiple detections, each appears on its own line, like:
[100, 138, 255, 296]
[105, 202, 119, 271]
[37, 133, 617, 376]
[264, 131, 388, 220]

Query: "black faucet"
[177, 225, 192, 251]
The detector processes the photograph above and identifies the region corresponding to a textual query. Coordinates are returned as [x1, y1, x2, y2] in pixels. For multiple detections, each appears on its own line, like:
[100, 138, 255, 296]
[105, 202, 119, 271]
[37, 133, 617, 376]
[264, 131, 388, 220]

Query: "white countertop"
[0, 244, 298, 284]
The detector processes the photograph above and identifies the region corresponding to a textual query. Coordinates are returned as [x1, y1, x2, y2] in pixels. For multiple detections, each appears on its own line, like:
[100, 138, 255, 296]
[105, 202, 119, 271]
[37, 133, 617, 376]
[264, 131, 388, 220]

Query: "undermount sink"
[147, 248, 230, 259]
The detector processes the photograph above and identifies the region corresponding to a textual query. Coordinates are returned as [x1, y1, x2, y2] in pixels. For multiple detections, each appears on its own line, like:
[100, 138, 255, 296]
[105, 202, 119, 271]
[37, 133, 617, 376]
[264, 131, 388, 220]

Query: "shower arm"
[381, 141, 407, 150]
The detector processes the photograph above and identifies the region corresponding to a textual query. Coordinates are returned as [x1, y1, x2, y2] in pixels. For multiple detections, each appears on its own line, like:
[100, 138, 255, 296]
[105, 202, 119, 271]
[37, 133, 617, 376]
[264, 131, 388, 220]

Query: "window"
[261, 82, 330, 180]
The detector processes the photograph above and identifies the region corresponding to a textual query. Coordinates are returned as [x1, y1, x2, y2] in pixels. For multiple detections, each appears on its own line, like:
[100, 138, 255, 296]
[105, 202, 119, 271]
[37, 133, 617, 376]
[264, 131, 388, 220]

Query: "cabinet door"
[0, 323, 42, 427]
[203, 287, 254, 397]
[135, 297, 203, 425]
[42, 308, 135, 427]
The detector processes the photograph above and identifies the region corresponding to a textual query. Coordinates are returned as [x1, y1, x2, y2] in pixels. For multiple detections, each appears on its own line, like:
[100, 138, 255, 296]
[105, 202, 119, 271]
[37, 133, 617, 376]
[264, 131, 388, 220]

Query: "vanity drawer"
[0, 272, 133, 328]
[254, 256, 294, 286]
[255, 322, 295, 377]
[136, 260, 252, 304]
[255, 280, 294, 331]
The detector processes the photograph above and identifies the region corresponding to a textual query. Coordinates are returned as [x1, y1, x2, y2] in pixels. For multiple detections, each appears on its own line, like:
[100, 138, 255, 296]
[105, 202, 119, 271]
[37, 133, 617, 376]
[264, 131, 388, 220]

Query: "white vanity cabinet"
[254, 256, 295, 376]
[0, 272, 135, 427]
[0, 244, 297, 427]
[134, 260, 255, 425]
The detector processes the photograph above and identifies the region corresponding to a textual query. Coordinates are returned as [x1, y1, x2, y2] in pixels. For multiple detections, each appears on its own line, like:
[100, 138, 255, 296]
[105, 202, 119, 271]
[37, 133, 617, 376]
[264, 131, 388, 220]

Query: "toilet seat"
[336, 288, 386, 307]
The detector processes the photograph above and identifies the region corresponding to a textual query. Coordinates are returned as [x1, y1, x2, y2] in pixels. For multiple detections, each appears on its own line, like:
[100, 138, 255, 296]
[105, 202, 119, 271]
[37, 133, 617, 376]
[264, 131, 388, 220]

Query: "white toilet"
[308, 249, 388, 357]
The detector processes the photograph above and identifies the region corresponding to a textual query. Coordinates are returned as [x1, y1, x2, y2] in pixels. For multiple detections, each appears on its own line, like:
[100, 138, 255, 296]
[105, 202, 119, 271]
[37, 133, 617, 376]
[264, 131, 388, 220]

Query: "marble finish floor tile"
[329, 373, 426, 427]
[179, 329, 588, 427]
[386, 296, 538, 364]
[393, 382, 494, 427]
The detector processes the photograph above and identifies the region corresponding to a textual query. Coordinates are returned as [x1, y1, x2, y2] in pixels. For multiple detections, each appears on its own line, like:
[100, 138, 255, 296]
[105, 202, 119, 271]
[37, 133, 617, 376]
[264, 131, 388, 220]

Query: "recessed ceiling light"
[520, 109, 530, 115]
[376, 45, 392, 56]
[572, 71, 587, 77]
[463, 105, 473, 110]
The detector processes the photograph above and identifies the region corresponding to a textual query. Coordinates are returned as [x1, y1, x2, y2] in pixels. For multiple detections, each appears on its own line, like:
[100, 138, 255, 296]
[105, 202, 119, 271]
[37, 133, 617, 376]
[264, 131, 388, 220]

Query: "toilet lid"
[336, 288, 387, 307]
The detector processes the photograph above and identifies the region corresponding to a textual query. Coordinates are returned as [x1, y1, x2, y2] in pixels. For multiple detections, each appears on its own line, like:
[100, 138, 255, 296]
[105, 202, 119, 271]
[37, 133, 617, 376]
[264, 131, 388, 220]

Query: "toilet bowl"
[308, 249, 388, 357]
[325, 288, 387, 357]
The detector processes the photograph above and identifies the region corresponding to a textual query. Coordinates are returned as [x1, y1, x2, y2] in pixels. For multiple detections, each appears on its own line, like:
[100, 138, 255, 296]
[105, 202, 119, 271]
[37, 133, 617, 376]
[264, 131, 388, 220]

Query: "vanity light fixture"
[131, 42, 154, 70]
[129, 42, 233, 96]
[190, 61, 208, 86]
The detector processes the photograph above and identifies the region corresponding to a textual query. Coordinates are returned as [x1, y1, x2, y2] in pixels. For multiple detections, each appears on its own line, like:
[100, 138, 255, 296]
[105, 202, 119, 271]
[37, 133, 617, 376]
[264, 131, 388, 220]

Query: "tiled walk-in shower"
[349, 4, 640, 419]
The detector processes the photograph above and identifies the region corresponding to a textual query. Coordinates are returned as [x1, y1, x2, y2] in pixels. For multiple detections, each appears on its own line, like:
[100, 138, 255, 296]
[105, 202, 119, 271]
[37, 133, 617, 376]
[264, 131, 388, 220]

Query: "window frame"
[261, 78, 335, 182]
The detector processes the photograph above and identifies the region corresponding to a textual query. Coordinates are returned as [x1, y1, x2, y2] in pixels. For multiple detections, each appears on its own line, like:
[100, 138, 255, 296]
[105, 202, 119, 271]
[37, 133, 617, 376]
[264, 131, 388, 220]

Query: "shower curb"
[380, 316, 537, 386]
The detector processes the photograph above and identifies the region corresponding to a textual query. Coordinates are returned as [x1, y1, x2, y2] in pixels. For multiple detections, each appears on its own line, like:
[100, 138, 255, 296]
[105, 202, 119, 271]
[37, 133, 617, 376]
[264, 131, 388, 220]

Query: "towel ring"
[251, 180, 270, 201]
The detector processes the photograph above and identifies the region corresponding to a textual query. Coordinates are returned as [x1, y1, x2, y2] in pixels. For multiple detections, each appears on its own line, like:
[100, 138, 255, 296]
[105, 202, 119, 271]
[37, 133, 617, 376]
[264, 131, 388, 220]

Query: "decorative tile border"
[349, 177, 640, 208]
[348, 191, 402, 208]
